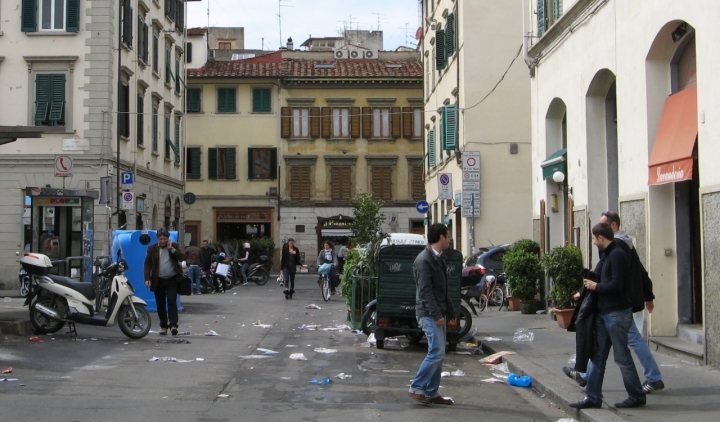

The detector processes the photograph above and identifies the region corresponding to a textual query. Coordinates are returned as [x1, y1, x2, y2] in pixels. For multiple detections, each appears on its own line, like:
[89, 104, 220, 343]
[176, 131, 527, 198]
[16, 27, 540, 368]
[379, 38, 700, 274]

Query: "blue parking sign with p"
[121, 172, 133, 190]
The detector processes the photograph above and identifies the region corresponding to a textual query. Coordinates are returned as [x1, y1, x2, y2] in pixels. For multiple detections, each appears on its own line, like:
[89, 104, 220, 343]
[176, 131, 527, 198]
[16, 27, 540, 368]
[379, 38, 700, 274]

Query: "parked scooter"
[361, 298, 473, 339]
[18, 267, 30, 298]
[246, 255, 270, 285]
[20, 252, 152, 339]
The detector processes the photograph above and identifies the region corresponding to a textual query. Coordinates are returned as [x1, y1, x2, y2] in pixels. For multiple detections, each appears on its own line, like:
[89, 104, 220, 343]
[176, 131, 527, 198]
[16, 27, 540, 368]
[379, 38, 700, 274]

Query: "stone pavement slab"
[472, 309, 720, 422]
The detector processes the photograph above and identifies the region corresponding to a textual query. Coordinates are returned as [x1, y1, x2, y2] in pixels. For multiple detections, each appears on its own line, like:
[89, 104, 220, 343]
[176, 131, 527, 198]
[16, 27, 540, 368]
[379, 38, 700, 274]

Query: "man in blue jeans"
[564, 211, 664, 393]
[570, 223, 646, 409]
[408, 223, 456, 405]
[183, 240, 203, 294]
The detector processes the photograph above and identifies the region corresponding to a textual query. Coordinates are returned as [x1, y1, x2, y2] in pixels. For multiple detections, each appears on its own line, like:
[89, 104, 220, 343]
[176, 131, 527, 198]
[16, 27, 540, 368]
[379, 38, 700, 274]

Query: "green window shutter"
[34, 74, 50, 123]
[253, 87, 271, 112]
[217, 89, 226, 112]
[187, 88, 201, 112]
[175, 58, 180, 92]
[247, 148, 254, 180]
[122, 3, 133, 47]
[22, 0, 37, 33]
[270, 148, 278, 179]
[446, 13, 455, 55]
[188, 147, 201, 179]
[537, 0, 547, 36]
[218, 88, 236, 112]
[174, 119, 181, 164]
[152, 107, 158, 152]
[186, 42, 193, 63]
[153, 34, 159, 72]
[553, 0, 562, 21]
[442, 104, 458, 150]
[66, 0, 80, 32]
[165, 49, 171, 84]
[48, 75, 66, 122]
[143, 24, 149, 62]
[428, 128, 436, 168]
[137, 95, 144, 147]
[136, 16, 142, 53]
[226, 148, 237, 180]
[208, 148, 218, 179]
[435, 29, 446, 70]
[164, 115, 171, 159]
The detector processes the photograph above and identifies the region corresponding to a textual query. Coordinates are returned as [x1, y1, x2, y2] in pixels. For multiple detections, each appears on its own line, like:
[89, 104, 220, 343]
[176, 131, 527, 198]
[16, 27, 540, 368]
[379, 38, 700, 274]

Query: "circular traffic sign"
[184, 192, 196, 205]
[466, 157, 477, 167]
[123, 192, 133, 202]
[439, 174, 450, 185]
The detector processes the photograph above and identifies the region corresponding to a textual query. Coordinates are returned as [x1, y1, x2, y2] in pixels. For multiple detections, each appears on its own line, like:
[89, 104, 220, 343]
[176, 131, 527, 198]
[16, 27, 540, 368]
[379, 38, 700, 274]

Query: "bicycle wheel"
[321, 275, 331, 302]
[488, 286, 505, 311]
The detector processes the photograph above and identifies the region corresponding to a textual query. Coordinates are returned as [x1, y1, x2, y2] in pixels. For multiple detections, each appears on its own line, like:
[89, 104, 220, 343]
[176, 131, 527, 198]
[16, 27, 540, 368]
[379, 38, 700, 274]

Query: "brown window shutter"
[331, 166, 351, 200]
[290, 166, 311, 200]
[281, 107, 292, 138]
[411, 165, 425, 200]
[390, 107, 401, 139]
[310, 107, 320, 138]
[350, 107, 361, 138]
[417, 107, 425, 139]
[361, 107, 372, 139]
[402, 107, 413, 139]
[372, 166, 393, 200]
[321, 107, 331, 138]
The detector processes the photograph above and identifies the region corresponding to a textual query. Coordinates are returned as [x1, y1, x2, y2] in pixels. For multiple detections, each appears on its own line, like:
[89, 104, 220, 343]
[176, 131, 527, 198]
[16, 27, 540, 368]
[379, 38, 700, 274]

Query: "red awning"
[648, 86, 698, 185]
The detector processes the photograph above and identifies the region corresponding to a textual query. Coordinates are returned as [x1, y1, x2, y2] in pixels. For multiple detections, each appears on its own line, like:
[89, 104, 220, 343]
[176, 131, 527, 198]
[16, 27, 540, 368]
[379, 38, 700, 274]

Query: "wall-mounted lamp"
[671, 23, 688, 43]
[552, 171, 572, 196]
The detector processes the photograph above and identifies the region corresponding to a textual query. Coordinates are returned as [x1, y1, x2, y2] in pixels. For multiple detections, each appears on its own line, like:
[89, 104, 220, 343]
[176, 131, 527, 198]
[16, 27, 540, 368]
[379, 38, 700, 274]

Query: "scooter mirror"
[139, 233, 151, 245]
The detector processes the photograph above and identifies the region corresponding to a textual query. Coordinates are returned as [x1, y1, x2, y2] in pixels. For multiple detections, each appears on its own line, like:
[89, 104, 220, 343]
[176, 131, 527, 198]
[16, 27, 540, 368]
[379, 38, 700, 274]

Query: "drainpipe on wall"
[521, 0, 537, 76]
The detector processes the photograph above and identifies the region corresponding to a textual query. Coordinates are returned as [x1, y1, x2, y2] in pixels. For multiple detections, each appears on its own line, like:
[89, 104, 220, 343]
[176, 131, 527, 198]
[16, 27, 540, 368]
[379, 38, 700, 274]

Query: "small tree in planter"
[503, 239, 543, 314]
[542, 244, 584, 328]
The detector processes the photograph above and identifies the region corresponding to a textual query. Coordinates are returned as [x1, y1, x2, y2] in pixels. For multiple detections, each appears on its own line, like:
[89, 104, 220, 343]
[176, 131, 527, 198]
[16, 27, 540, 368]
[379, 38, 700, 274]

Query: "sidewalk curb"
[477, 337, 627, 422]
[0, 318, 33, 337]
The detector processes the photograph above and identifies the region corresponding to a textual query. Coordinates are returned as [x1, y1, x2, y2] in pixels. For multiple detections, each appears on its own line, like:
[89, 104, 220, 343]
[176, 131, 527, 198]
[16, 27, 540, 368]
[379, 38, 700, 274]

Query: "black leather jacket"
[413, 246, 456, 321]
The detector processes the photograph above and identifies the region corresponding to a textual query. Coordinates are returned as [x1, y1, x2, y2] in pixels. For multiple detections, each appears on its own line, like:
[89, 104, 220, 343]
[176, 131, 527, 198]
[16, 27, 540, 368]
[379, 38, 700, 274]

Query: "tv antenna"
[371, 12, 387, 31]
[277, 0, 293, 48]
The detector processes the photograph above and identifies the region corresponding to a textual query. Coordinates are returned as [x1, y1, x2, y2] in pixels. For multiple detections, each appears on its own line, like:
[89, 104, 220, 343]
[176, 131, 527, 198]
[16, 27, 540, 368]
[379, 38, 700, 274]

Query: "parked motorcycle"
[246, 255, 270, 285]
[18, 267, 30, 298]
[21, 252, 152, 339]
[361, 298, 473, 340]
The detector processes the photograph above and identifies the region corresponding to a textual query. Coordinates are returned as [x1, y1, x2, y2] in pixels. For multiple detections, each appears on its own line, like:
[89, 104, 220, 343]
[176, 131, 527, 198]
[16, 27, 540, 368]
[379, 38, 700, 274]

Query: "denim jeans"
[241, 263, 249, 282]
[187, 265, 202, 294]
[581, 311, 662, 384]
[283, 269, 296, 291]
[409, 316, 446, 399]
[585, 308, 645, 404]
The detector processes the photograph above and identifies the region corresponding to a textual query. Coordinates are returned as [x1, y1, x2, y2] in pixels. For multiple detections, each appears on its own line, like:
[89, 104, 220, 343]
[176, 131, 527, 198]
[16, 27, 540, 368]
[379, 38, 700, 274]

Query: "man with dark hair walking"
[570, 223, 646, 409]
[184, 240, 202, 295]
[144, 228, 185, 336]
[408, 223, 456, 405]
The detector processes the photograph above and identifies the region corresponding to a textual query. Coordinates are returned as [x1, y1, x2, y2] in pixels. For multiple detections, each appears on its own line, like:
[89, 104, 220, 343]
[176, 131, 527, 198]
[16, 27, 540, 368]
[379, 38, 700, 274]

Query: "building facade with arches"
[526, 0, 720, 365]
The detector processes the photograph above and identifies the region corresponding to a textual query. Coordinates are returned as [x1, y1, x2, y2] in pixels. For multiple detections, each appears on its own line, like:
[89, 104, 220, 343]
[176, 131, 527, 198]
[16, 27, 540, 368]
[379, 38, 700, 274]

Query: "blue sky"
[186, 0, 421, 51]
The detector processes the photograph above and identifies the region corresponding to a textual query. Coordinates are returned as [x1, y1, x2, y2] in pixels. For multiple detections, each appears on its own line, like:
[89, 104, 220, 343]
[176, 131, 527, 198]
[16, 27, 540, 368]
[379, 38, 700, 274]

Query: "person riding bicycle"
[316, 240, 339, 295]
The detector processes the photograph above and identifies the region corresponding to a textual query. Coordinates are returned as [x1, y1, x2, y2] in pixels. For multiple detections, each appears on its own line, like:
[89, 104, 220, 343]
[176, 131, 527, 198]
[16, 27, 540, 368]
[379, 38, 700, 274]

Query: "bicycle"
[479, 274, 507, 312]
[317, 263, 333, 302]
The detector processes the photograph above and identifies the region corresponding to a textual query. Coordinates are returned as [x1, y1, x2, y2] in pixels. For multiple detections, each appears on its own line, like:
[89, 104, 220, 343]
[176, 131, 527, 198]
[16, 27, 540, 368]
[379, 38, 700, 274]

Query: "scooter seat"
[47, 275, 96, 301]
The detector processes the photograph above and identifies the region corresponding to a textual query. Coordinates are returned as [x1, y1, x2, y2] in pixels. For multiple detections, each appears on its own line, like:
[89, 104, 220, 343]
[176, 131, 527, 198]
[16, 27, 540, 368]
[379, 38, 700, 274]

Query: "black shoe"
[289, 290, 295, 299]
[284, 290, 289, 300]
[170, 325, 179, 336]
[642, 380, 664, 394]
[562, 366, 587, 387]
[569, 398, 602, 409]
[614, 398, 646, 409]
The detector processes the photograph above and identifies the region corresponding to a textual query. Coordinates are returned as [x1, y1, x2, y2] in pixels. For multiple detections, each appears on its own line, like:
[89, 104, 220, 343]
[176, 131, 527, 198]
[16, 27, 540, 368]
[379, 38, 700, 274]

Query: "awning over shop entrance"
[648, 86, 698, 185]
[541, 148, 567, 180]
[321, 229, 353, 237]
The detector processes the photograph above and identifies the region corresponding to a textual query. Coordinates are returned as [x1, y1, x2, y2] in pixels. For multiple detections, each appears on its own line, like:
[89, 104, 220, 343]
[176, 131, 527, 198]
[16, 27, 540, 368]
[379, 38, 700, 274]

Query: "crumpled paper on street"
[257, 348, 279, 355]
[513, 328, 534, 342]
[480, 351, 516, 364]
[205, 330, 220, 336]
[486, 362, 510, 373]
[314, 347, 338, 354]
[253, 321, 273, 328]
[147, 357, 194, 363]
[289, 353, 307, 361]
[336, 373, 352, 379]
[305, 304, 322, 309]
[441, 370, 466, 377]
[300, 324, 321, 331]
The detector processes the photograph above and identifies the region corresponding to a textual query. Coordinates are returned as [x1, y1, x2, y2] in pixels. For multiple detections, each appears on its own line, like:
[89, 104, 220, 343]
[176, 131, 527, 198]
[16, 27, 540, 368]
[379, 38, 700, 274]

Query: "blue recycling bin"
[111, 230, 183, 312]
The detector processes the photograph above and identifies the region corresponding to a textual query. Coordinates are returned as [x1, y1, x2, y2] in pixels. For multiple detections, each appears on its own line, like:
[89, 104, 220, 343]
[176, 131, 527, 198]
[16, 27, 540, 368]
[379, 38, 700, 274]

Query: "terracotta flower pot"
[553, 307, 575, 329]
[507, 296, 520, 311]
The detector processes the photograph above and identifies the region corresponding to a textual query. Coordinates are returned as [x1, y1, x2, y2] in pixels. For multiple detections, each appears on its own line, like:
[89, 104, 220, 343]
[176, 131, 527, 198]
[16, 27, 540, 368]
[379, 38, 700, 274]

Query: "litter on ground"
[205, 330, 220, 336]
[481, 337, 502, 342]
[441, 370, 466, 377]
[336, 373, 352, 380]
[486, 362, 510, 373]
[513, 328, 534, 342]
[481, 378, 505, 384]
[480, 351, 516, 365]
[1, 368, 12, 374]
[147, 357, 193, 363]
[308, 378, 332, 384]
[217, 394, 229, 398]
[289, 353, 307, 361]
[238, 355, 273, 359]
[314, 348, 338, 354]
[157, 339, 191, 344]
[305, 304, 322, 309]
[256, 348, 279, 355]
[253, 321, 273, 328]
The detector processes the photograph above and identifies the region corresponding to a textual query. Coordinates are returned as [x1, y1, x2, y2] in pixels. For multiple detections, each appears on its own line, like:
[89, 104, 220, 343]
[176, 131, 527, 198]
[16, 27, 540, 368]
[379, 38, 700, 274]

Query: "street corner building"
[184, 31, 425, 269]
[525, 0, 718, 365]
[0, 1, 189, 286]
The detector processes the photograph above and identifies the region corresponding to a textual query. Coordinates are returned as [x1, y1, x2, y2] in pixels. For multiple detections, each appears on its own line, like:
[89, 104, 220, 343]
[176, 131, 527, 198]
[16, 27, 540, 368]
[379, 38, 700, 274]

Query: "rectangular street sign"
[462, 171, 480, 180]
[462, 181, 480, 191]
[437, 173, 453, 200]
[121, 172, 134, 190]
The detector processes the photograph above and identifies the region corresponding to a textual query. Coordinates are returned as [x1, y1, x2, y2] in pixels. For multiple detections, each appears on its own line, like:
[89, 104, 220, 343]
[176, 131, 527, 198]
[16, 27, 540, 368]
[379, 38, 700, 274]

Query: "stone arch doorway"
[543, 97, 568, 250]
[585, 69, 618, 265]
[645, 21, 701, 332]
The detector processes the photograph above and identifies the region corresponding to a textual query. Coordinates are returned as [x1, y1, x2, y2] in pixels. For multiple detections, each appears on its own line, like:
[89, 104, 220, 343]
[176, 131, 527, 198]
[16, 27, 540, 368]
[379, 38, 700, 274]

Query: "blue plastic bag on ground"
[308, 378, 332, 385]
[507, 373, 532, 387]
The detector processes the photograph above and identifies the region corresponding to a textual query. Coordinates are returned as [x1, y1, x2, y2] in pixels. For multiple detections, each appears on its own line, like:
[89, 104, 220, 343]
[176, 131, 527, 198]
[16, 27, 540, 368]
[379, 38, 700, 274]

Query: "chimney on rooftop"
[287, 37, 294, 50]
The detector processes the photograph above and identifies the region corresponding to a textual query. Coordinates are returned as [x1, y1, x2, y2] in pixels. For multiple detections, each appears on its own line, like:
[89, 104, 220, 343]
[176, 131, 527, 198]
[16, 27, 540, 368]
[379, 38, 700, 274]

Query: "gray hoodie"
[614, 230, 634, 249]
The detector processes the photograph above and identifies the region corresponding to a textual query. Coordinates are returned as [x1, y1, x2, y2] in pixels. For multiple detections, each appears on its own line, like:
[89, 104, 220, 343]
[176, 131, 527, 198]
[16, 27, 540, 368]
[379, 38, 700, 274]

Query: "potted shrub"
[503, 239, 543, 314]
[542, 244, 584, 328]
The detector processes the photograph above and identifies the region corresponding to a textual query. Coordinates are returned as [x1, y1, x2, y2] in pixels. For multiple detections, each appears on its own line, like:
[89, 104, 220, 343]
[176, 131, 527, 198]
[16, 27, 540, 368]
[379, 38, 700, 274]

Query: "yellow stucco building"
[186, 48, 423, 266]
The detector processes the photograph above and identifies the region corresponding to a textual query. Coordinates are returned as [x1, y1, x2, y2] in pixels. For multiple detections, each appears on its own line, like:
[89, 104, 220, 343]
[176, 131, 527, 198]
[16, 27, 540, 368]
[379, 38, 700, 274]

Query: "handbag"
[179, 276, 192, 296]
[216, 263, 230, 277]
[318, 263, 333, 275]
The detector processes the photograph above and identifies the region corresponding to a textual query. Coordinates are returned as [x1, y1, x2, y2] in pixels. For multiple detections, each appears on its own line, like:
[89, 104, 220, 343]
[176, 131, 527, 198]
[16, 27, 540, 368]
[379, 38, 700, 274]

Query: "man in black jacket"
[570, 223, 646, 409]
[408, 223, 456, 405]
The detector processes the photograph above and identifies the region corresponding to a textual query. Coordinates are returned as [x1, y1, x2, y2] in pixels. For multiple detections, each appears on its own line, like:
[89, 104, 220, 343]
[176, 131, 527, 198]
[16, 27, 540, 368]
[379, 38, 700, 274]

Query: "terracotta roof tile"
[187, 27, 207, 36]
[188, 58, 422, 79]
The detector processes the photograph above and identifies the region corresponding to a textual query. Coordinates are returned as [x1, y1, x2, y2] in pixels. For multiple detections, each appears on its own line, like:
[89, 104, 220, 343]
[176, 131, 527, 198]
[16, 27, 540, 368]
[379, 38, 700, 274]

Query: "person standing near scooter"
[183, 240, 202, 295]
[144, 228, 185, 336]
[238, 242, 252, 286]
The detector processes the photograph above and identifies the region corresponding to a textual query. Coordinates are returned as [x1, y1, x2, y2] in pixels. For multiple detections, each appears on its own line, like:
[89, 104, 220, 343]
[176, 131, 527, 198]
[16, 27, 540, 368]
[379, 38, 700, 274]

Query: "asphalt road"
[0, 274, 570, 421]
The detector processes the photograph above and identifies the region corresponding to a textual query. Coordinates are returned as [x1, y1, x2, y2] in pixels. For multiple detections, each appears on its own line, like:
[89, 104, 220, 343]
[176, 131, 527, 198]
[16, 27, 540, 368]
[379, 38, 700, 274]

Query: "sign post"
[462, 151, 481, 254]
[437, 173, 453, 200]
[121, 192, 135, 211]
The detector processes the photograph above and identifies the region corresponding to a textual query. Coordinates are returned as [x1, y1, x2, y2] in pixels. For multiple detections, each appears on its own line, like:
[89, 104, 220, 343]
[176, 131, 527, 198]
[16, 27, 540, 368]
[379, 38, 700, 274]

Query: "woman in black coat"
[281, 238, 301, 300]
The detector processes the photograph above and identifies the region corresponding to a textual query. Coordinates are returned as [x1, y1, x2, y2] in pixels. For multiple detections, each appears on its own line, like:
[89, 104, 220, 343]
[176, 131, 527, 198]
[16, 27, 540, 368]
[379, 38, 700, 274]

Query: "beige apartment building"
[526, 0, 720, 365]
[0, 0, 187, 285]
[421, 0, 532, 255]
[185, 40, 424, 265]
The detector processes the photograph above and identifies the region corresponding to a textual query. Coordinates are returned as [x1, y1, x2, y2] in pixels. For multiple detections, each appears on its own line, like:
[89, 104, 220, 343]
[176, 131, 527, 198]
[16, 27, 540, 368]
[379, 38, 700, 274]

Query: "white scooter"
[20, 252, 152, 339]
